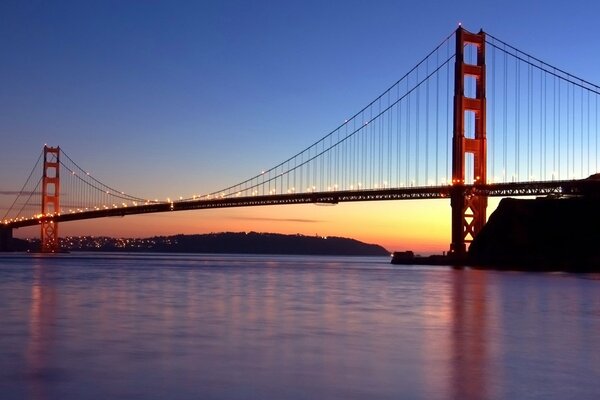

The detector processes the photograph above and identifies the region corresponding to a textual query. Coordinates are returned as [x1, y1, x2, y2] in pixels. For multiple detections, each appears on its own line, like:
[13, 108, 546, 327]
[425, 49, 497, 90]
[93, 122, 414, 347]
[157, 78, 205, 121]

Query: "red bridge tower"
[41, 145, 60, 253]
[450, 27, 487, 256]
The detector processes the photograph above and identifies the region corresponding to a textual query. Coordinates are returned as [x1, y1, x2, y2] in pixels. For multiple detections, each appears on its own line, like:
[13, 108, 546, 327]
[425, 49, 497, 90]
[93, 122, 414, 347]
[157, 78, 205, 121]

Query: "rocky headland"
[468, 197, 600, 272]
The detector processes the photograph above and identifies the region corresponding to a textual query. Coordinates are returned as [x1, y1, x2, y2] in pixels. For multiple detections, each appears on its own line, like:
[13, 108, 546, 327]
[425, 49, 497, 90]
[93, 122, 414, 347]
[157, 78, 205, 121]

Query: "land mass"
[468, 197, 600, 272]
[12, 232, 390, 256]
[392, 193, 600, 272]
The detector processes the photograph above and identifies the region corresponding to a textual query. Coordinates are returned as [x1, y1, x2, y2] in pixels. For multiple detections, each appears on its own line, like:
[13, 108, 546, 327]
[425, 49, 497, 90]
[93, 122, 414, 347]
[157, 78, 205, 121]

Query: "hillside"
[17, 232, 390, 256]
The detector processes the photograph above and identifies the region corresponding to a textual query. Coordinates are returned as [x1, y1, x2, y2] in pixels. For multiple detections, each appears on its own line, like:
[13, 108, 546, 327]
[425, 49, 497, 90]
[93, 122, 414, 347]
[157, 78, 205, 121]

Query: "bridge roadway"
[5, 179, 600, 230]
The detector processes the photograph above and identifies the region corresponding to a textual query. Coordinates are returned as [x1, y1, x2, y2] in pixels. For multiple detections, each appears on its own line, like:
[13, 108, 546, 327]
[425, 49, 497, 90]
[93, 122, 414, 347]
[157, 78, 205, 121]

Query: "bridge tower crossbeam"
[450, 27, 488, 256]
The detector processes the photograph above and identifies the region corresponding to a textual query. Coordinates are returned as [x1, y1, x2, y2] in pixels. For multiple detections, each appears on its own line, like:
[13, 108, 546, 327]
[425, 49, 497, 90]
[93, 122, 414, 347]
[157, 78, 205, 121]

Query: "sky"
[2, 0, 600, 253]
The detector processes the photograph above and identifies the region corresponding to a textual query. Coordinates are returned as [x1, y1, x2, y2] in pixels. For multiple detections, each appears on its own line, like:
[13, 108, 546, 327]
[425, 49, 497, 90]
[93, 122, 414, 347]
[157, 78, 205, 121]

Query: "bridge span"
[3, 25, 600, 253]
[6, 179, 600, 230]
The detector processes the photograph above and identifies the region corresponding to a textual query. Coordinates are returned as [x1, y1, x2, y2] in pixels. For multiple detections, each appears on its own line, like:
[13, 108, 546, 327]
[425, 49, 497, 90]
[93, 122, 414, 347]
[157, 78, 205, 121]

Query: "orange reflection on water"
[419, 268, 504, 400]
[450, 269, 490, 400]
[26, 262, 57, 400]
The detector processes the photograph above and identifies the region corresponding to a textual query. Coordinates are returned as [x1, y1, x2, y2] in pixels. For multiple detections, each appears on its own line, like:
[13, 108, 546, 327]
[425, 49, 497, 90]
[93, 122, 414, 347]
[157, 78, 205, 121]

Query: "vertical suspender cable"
[541, 67, 545, 179]
[446, 39, 450, 183]
[515, 57, 519, 181]
[435, 49, 440, 184]
[415, 67, 420, 185]
[425, 57, 430, 185]
[503, 44, 507, 181]
[558, 76, 561, 178]
[490, 43, 495, 181]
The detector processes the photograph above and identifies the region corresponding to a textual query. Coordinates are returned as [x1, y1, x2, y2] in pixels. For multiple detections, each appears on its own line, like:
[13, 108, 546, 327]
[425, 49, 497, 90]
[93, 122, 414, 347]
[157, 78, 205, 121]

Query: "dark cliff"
[468, 197, 600, 272]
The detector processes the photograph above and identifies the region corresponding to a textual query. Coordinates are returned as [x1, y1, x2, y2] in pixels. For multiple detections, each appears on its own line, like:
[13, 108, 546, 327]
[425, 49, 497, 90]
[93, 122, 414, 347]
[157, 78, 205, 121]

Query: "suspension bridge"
[2, 26, 600, 256]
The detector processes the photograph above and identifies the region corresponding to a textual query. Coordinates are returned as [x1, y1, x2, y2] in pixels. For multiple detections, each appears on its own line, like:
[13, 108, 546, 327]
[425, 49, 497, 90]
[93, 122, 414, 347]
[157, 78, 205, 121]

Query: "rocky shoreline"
[392, 196, 600, 272]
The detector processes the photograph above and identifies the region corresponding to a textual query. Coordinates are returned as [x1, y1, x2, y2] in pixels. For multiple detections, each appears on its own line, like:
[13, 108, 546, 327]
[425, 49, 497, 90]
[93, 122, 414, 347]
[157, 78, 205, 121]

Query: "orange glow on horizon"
[13, 199, 503, 254]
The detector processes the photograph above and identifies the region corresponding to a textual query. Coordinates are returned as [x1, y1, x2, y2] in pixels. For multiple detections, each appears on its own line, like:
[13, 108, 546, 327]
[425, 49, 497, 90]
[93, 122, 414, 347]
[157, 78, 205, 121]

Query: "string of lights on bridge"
[2, 28, 600, 227]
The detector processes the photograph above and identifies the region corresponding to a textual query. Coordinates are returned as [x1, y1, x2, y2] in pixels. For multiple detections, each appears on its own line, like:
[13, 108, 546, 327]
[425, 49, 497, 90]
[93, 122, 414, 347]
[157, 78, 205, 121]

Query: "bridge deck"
[4, 180, 600, 229]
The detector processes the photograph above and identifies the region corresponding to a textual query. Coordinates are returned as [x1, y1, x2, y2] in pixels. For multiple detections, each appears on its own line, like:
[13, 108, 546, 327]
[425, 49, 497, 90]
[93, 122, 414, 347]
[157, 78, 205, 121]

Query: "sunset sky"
[2, 0, 600, 253]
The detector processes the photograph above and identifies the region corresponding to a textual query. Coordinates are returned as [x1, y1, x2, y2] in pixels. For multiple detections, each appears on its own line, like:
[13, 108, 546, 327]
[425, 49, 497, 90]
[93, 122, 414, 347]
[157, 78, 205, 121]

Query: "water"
[0, 253, 599, 400]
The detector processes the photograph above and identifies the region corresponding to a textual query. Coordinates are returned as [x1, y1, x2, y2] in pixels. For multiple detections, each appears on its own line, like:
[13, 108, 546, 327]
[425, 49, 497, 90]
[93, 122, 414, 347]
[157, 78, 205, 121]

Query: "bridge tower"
[450, 27, 487, 256]
[41, 145, 60, 253]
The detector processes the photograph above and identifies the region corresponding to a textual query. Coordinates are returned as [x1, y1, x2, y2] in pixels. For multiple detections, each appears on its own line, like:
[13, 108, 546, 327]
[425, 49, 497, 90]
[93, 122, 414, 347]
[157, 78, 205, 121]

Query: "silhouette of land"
[9, 232, 389, 256]
[468, 197, 600, 272]
[391, 195, 600, 272]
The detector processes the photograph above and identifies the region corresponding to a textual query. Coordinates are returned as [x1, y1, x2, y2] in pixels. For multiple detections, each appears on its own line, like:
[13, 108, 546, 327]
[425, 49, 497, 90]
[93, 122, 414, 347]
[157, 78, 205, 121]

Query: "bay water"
[0, 253, 599, 399]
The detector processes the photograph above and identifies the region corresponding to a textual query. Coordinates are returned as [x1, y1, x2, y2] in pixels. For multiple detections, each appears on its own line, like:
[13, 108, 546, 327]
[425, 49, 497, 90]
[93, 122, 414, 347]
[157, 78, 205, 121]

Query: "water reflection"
[450, 269, 491, 400]
[26, 262, 57, 400]
[0, 255, 597, 399]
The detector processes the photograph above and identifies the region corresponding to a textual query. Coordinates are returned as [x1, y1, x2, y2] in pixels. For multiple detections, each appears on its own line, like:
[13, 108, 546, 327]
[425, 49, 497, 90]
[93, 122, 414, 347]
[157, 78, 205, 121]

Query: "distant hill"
[17, 232, 390, 256]
[158, 232, 389, 256]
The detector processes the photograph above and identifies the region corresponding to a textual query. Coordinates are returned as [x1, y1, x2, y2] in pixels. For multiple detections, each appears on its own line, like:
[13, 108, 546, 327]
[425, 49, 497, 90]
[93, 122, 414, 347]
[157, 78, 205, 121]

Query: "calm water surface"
[0, 253, 599, 400]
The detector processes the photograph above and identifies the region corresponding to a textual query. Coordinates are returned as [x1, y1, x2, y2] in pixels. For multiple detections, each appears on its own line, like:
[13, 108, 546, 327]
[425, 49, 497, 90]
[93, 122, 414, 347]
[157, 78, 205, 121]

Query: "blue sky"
[2, 0, 600, 250]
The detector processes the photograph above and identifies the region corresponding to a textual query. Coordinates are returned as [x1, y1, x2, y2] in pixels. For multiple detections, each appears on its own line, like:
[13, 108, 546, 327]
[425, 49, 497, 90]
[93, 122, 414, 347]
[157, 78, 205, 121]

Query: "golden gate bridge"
[2, 26, 600, 255]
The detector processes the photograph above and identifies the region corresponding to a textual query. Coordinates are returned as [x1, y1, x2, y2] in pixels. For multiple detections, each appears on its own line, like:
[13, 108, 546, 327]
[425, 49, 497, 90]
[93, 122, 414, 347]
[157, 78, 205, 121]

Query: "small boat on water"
[390, 251, 415, 264]
[391, 251, 456, 266]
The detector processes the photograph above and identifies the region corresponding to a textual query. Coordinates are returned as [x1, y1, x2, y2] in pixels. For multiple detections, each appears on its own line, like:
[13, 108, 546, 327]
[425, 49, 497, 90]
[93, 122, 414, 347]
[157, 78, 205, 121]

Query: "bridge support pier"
[450, 26, 488, 257]
[0, 227, 13, 252]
